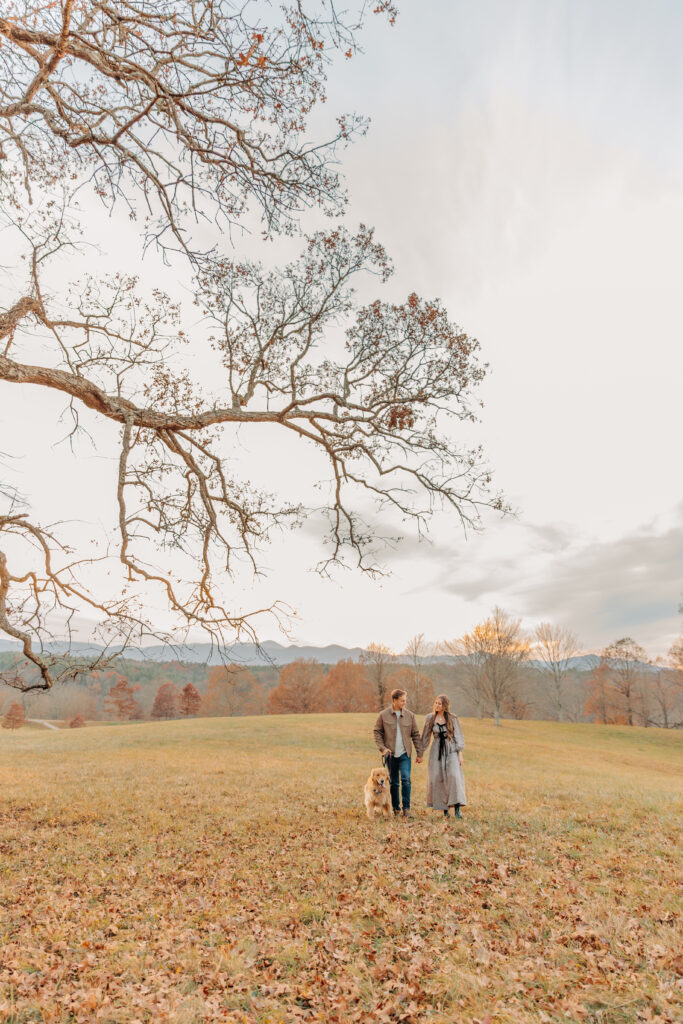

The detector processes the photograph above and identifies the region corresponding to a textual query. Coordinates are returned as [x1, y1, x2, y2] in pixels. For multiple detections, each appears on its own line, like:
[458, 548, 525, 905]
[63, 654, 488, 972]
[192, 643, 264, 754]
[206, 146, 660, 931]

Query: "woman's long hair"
[434, 693, 455, 737]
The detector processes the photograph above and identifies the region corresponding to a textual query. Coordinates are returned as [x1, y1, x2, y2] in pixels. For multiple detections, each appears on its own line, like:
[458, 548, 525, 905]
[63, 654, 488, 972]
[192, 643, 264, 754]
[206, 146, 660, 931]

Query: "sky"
[3, 0, 682, 658]
[297, 0, 683, 657]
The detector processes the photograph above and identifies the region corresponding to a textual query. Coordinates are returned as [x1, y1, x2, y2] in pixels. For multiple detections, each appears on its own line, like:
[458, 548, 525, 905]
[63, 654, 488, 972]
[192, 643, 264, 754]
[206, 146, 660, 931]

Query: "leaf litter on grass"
[0, 715, 681, 1023]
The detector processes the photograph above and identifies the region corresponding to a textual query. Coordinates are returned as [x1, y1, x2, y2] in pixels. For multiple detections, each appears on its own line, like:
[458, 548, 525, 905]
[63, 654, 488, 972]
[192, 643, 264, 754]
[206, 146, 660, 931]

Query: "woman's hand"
[458, 753, 464, 767]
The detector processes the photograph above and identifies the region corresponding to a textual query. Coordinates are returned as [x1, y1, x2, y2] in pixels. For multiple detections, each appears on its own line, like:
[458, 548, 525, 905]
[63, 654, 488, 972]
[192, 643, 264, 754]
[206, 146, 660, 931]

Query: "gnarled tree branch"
[0, 3, 503, 693]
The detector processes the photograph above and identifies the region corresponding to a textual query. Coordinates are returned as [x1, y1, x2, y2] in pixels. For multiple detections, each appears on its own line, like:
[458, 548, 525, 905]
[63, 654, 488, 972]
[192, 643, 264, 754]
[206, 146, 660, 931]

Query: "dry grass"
[0, 715, 681, 1023]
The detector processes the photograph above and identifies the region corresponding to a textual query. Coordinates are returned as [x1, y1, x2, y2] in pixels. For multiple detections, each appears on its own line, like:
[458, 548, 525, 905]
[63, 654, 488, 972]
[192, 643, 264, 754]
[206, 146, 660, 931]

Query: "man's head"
[391, 688, 407, 711]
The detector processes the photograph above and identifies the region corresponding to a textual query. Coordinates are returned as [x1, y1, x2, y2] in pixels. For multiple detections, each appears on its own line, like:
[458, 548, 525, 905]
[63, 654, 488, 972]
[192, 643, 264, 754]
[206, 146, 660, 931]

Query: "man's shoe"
[402, 810, 414, 820]
[393, 808, 401, 816]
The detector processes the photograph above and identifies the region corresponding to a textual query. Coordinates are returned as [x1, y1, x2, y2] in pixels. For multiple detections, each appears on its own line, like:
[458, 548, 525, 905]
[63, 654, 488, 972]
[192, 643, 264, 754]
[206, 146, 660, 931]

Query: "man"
[373, 688, 423, 819]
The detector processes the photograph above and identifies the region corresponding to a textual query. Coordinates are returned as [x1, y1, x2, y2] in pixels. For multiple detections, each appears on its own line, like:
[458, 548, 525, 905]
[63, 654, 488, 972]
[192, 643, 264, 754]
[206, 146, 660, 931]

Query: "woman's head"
[434, 694, 450, 715]
[434, 694, 454, 735]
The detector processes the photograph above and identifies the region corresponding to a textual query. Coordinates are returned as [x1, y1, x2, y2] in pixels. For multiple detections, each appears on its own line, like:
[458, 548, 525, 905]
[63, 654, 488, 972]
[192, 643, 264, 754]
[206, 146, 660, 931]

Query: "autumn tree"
[316, 660, 375, 713]
[0, 1, 503, 694]
[669, 635, 683, 671]
[68, 714, 86, 729]
[601, 638, 648, 726]
[441, 636, 486, 718]
[386, 665, 435, 716]
[129, 701, 145, 722]
[361, 643, 396, 710]
[646, 637, 683, 728]
[151, 682, 180, 720]
[500, 686, 534, 720]
[2, 701, 25, 729]
[103, 678, 140, 721]
[646, 668, 682, 729]
[584, 661, 626, 725]
[403, 634, 435, 716]
[179, 682, 202, 718]
[24, 680, 100, 723]
[202, 665, 261, 717]
[452, 608, 530, 727]
[267, 659, 325, 715]
[532, 623, 581, 721]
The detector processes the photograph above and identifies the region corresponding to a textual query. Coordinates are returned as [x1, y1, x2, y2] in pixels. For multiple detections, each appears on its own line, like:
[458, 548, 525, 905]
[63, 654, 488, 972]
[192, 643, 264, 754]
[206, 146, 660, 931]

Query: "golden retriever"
[364, 766, 391, 819]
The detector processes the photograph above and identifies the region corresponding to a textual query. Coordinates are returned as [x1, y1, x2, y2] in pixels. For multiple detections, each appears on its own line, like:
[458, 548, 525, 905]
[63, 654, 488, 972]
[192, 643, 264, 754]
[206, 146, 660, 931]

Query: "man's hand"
[383, 748, 392, 758]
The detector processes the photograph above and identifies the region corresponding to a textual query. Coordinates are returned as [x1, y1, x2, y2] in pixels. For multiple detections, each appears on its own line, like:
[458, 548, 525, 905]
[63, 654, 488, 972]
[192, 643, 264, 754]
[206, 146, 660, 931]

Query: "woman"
[421, 694, 466, 819]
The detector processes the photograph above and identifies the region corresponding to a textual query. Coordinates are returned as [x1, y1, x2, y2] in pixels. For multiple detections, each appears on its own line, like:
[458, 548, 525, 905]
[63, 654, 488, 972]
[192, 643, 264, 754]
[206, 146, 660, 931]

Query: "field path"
[27, 719, 60, 730]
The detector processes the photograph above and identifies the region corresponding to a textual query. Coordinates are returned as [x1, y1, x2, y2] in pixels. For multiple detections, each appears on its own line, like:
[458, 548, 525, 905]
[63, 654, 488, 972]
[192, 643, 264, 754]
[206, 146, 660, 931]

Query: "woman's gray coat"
[421, 712, 467, 810]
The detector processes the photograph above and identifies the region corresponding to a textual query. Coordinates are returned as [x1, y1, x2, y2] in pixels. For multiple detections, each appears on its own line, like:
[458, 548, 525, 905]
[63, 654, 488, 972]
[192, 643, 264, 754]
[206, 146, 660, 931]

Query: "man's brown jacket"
[373, 707, 423, 759]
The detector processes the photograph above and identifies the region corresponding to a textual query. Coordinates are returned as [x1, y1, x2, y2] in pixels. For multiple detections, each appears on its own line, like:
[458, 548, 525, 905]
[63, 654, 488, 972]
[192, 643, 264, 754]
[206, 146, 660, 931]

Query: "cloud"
[407, 507, 682, 655]
[418, 517, 577, 601]
[514, 513, 683, 648]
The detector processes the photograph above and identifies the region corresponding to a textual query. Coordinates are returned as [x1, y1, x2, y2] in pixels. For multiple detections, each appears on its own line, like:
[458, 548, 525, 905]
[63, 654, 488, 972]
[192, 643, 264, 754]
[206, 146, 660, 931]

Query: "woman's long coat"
[421, 713, 467, 810]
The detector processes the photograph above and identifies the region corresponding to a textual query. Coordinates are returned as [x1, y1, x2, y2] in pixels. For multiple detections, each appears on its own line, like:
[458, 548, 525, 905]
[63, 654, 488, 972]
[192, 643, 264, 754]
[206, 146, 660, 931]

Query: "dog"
[364, 766, 391, 819]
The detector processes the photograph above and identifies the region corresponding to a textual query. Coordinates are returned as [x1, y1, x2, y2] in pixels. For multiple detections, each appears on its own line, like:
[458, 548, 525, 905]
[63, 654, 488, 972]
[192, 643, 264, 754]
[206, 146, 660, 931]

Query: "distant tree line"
[2, 613, 681, 729]
[441, 609, 682, 729]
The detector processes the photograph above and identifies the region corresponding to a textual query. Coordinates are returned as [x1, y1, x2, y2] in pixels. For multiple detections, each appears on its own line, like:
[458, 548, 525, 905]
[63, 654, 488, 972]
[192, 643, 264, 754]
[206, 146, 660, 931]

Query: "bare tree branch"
[0, 2, 504, 692]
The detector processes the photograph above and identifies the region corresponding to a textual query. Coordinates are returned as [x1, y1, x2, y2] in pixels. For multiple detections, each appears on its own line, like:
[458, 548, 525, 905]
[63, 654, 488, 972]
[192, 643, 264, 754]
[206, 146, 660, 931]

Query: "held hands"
[382, 748, 424, 764]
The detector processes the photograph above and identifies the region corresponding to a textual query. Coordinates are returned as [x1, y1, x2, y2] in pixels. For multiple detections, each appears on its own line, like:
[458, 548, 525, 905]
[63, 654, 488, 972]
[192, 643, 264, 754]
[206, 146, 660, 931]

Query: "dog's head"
[370, 767, 389, 790]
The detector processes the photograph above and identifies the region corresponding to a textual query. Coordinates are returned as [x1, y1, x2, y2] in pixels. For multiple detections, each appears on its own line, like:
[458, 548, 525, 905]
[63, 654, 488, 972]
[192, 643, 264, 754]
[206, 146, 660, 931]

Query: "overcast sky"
[4, 0, 682, 658]
[295, 0, 683, 657]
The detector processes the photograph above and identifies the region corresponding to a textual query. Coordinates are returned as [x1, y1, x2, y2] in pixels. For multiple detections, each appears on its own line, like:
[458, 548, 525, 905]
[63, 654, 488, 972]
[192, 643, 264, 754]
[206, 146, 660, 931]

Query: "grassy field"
[0, 716, 681, 1024]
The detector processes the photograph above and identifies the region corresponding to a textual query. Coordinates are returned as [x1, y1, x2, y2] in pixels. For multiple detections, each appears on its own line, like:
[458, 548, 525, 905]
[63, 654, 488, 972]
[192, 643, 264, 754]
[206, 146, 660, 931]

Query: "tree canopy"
[0, 1, 503, 692]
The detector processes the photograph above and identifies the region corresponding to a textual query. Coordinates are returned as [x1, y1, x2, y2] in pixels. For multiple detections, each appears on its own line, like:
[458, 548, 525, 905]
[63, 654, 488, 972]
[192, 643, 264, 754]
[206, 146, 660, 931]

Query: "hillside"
[1, 717, 680, 1023]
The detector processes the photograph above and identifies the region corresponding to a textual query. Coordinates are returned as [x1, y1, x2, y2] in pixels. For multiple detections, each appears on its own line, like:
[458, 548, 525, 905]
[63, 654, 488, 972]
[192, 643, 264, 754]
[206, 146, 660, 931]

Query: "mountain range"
[0, 638, 603, 671]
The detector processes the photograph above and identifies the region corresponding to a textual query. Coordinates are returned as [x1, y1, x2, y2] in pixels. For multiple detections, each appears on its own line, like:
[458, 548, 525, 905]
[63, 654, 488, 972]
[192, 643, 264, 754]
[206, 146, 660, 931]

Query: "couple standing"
[373, 687, 467, 819]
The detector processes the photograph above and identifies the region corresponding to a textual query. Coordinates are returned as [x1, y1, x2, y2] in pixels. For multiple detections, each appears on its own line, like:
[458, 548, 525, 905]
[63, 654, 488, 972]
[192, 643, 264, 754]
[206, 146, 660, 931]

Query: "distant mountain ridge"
[127, 641, 370, 666]
[0, 638, 365, 666]
[0, 638, 606, 671]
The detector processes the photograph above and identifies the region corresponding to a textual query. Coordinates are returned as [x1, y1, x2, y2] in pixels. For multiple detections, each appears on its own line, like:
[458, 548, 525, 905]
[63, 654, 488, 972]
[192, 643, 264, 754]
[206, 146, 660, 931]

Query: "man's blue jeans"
[388, 752, 411, 812]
